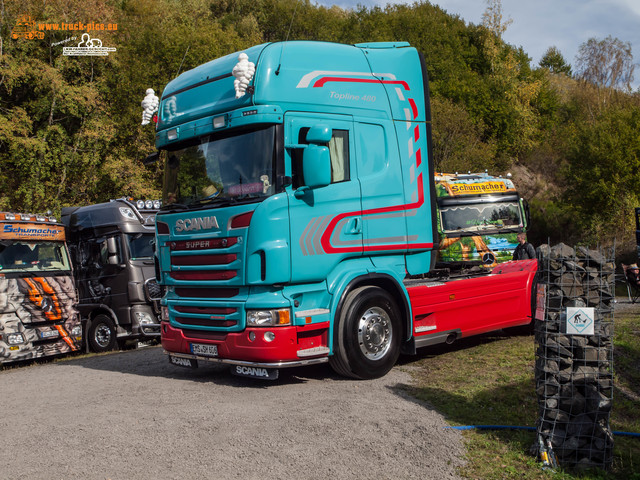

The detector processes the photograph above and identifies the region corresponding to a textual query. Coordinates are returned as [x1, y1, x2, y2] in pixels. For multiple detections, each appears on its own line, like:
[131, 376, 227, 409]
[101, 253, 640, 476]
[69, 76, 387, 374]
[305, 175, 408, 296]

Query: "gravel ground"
[0, 347, 464, 480]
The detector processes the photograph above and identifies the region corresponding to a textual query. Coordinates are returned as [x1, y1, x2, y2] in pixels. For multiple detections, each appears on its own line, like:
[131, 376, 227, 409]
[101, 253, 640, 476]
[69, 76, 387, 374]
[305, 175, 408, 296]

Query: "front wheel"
[330, 286, 402, 379]
[88, 314, 117, 352]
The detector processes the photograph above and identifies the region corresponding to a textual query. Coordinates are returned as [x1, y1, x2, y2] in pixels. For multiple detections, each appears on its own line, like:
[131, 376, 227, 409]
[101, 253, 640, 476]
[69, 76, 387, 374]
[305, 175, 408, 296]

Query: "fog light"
[7, 333, 25, 345]
[264, 331, 275, 342]
[248, 331, 256, 342]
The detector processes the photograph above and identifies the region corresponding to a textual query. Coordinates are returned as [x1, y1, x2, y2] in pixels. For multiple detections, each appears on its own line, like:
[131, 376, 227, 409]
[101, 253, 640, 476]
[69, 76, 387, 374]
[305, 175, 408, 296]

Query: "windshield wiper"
[189, 196, 238, 208]
[160, 203, 189, 212]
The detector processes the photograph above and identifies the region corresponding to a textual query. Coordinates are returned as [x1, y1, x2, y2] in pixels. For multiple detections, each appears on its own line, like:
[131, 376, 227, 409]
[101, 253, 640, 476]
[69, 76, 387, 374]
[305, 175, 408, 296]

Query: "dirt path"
[0, 348, 464, 480]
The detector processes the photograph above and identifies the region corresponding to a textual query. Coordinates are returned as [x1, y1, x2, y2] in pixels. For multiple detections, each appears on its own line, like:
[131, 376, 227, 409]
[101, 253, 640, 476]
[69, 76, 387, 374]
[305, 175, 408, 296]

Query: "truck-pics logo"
[11, 15, 44, 40]
[63, 33, 116, 56]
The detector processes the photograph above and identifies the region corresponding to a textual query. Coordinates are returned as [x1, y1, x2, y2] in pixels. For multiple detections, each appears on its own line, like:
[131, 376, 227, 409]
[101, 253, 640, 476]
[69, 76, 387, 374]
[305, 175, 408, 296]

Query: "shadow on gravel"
[53, 345, 344, 388]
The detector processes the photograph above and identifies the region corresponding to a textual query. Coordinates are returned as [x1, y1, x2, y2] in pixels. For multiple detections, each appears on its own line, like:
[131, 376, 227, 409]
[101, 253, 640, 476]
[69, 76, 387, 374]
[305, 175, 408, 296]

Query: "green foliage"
[540, 46, 572, 76]
[563, 101, 640, 245]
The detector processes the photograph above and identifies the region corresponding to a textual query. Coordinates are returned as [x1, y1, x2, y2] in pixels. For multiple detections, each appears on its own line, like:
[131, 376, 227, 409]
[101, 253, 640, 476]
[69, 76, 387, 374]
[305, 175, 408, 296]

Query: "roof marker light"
[213, 115, 226, 129]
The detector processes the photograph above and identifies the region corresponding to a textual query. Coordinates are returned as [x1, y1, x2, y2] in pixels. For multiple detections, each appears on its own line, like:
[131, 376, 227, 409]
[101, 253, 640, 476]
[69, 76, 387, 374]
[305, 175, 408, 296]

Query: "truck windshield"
[126, 233, 154, 260]
[0, 241, 71, 273]
[440, 201, 523, 234]
[163, 125, 277, 207]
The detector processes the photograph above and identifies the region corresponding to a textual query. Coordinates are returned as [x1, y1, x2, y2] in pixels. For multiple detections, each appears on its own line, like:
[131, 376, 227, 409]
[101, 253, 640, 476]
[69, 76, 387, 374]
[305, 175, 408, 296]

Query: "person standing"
[513, 232, 536, 260]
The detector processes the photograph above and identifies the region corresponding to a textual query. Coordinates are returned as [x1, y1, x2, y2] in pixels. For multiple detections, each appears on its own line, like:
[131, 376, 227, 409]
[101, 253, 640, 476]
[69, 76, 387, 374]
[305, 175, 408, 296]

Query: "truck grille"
[166, 233, 244, 331]
[145, 278, 164, 301]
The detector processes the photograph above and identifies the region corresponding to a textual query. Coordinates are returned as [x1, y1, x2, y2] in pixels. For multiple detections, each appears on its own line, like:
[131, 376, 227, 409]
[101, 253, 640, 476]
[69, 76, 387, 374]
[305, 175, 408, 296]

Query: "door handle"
[349, 217, 362, 234]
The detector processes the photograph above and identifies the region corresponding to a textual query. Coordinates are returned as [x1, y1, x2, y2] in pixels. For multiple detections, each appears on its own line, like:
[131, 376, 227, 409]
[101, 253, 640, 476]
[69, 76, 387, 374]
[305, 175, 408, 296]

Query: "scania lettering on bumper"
[231, 365, 279, 380]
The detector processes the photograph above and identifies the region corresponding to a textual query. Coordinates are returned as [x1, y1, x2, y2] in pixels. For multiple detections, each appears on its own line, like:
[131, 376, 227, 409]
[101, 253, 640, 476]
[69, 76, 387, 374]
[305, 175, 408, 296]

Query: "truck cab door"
[286, 113, 362, 283]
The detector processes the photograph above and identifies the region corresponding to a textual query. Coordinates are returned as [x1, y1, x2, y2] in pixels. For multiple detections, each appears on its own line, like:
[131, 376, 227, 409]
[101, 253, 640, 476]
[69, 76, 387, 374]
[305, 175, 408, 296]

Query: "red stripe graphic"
[320, 174, 428, 254]
[312, 77, 410, 90]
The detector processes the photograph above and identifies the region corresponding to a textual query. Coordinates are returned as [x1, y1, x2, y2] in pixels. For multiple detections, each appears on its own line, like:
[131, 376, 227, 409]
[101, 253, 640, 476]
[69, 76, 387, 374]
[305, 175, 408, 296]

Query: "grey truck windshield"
[439, 201, 523, 234]
[163, 126, 278, 208]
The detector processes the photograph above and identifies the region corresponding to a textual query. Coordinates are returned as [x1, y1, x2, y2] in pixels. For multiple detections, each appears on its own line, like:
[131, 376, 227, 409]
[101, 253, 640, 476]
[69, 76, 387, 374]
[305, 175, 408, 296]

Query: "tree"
[575, 36, 635, 91]
[539, 46, 572, 75]
[430, 97, 497, 173]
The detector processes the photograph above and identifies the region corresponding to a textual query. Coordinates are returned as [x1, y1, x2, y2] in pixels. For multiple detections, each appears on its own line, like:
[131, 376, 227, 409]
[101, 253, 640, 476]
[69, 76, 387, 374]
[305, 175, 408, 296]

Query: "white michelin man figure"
[232, 53, 255, 99]
[141, 88, 159, 125]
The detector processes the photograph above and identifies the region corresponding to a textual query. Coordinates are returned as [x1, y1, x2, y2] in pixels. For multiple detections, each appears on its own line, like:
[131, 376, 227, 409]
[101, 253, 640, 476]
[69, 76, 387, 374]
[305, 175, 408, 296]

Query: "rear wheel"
[88, 315, 117, 352]
[330, 286, 401, 379]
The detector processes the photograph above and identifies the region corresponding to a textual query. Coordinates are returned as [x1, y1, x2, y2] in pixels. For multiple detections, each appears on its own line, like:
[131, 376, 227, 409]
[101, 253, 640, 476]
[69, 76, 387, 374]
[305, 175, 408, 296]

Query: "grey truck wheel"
[88, 314, 117, 352]
[330, 286, 401, 379]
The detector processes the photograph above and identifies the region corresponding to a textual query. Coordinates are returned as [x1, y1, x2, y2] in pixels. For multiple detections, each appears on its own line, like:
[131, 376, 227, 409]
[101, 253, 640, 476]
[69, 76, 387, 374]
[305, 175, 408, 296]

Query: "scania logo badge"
[175, 216, 219, 233]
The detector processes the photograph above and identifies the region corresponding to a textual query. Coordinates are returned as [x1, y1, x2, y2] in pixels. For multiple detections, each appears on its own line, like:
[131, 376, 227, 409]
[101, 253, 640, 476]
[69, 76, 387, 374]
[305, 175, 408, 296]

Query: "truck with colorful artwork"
[62, 198, 163, 352]
[0, 212, 81, 364]
[434, 172, 529, 268]
[151, 41, 538, 380]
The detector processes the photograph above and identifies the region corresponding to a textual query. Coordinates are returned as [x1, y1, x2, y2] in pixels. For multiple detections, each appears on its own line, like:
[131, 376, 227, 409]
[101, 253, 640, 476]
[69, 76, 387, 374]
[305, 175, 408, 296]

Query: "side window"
[328, 130, 349, 183]
[291, 128, 350, 188]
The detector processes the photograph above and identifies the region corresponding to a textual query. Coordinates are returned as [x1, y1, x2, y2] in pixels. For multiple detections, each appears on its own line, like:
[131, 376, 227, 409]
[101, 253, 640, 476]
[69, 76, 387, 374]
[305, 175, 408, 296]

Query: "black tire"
[88, 314, 117, 352]
[330, 286, 402, 379]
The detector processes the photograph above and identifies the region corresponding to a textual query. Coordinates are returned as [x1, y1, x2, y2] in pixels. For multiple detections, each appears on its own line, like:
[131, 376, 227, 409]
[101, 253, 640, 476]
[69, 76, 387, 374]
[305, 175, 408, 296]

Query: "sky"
[312, 0, 640, 85]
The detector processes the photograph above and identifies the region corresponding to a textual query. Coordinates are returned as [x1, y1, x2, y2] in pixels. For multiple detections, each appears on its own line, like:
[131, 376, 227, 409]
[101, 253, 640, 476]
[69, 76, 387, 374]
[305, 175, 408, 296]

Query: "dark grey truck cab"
[62, 198, 162, 352]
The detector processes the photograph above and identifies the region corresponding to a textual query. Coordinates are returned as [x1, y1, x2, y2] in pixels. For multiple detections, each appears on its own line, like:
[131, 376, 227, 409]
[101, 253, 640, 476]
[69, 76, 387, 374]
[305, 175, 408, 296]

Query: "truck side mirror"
[306, 124, 332, 144]
[301, 124, 332, 190]
[302, 145, 331, 189]
[522, 199, 531, 228]
[106, 237, 121, 265]
[143, 152, 160, 166]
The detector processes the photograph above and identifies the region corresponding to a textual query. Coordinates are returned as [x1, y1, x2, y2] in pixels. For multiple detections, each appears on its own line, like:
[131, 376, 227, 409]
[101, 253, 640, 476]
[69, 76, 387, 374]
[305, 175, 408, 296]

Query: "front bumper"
[161, 321, 330, 369]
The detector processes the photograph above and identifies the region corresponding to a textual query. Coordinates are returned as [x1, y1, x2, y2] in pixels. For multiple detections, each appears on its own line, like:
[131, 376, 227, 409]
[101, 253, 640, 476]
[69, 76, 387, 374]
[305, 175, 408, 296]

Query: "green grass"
[402, 303, 640, 480]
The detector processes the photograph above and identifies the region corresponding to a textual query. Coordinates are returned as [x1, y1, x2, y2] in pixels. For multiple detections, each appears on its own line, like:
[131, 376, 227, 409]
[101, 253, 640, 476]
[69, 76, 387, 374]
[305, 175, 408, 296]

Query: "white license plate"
[40, 330, 59, 339]
[191, 343, 218, 357]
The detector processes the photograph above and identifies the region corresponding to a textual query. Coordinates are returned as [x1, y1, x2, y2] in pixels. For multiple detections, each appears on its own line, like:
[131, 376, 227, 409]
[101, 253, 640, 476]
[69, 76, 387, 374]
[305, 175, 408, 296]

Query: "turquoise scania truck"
[152, 41, 538, 380]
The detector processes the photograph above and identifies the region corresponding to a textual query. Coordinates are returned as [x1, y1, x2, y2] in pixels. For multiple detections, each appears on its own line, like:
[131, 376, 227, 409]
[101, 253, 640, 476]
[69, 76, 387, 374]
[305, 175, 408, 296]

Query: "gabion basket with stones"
[535, 243, 614, 470]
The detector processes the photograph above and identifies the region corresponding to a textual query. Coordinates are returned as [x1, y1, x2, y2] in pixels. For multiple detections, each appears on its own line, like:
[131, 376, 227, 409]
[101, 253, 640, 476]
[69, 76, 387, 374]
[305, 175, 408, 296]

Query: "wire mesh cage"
[534, 243, 614, 470]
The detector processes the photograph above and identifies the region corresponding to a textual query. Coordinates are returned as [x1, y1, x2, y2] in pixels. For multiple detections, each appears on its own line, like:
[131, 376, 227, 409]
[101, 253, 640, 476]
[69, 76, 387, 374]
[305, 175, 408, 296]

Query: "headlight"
[136, 200, 145, 209]
[135, 311, 155, 325]
[246, 309, 291, 327]
[71, 326, 82, 337]
[153, 200, 161, 210]
[6, 333, 25, 345]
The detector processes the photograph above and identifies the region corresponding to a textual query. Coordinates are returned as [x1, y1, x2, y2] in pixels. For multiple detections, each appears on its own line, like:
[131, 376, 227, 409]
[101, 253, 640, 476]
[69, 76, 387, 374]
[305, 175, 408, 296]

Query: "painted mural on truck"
[434, 172, 528, 268]
[0, 214, 81, 364]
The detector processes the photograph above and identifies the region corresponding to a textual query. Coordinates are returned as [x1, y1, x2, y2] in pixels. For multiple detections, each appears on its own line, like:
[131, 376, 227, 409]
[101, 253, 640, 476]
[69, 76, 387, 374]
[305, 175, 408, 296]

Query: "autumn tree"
[575, 36, 635, 91]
